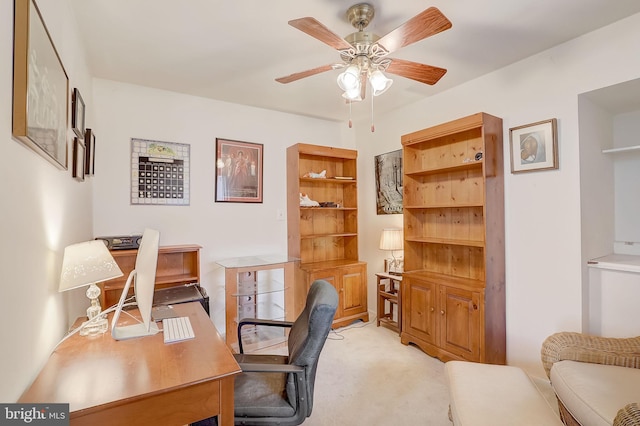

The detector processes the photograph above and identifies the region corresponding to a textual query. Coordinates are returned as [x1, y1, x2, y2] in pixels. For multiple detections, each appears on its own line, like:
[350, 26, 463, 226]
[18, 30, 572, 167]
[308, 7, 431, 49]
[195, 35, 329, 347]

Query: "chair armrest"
[238, 362, 304, 374]
[239, 318, 294, 329]
[237, 361, 310, 422]
[613, 402, 640, 426]
[541, 332, 640, 378]
[237, 318, 294, 354]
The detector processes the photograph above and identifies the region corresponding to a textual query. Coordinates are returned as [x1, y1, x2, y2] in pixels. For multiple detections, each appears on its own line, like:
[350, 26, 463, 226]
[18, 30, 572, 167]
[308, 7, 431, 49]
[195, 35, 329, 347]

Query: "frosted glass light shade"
[379, 228, 403, 251]
[342, 86, 363, 101]
[59, 240, 124, 292]
[337, 65, 361, 91]
[370, 70, 393, 96]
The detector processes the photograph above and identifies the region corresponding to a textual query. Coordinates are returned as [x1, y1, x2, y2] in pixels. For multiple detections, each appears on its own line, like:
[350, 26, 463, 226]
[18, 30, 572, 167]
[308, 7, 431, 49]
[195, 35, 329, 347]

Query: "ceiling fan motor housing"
[347, 3, 375, 30]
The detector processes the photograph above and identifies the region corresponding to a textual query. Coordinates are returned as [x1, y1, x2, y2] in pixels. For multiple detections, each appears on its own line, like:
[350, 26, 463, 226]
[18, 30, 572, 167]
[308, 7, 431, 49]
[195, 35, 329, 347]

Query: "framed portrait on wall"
[509, 118, 558, 173]
[374, 149, 403, 214]
[215, 138, 264, 203]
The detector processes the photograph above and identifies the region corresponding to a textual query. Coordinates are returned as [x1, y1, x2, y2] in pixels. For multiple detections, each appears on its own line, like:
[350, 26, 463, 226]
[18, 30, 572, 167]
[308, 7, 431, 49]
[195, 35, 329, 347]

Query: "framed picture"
[130, 138, 190, 205]
[72, 137, 85, 181]
[509, 118, 558, 173]
[374, 149, 403, 214]
[215, 138, 263, 203]
[12, 0, 69, 170]
[72, 88, 85, 138]
[84, 128, 95, 175]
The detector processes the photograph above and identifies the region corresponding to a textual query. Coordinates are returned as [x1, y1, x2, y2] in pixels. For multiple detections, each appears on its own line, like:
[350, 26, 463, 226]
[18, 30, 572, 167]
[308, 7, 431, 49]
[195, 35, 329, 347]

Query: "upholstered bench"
[445, 361, 563, 426]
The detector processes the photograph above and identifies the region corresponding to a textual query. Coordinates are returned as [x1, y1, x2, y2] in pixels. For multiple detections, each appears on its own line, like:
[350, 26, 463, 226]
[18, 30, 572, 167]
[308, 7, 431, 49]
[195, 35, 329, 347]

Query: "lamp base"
[79, 316, 109, 336]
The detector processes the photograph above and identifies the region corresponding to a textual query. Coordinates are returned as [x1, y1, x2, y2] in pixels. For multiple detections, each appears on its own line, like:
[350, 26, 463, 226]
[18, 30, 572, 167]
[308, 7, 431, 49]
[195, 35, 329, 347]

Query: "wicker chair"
[541, 332, 640, 426]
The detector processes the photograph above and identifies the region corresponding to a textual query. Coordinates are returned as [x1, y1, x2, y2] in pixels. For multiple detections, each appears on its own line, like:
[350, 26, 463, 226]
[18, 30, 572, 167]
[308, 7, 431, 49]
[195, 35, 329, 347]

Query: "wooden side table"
[376, 272, 402, 335]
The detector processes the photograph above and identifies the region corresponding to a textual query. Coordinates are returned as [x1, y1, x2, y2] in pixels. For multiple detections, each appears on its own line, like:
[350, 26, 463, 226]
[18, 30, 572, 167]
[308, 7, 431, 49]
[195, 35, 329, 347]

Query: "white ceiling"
[69, 0, 640, 122]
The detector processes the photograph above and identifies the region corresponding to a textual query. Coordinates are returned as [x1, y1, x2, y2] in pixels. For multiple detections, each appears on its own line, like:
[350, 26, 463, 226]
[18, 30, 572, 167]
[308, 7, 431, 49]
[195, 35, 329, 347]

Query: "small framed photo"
[72, 137, 85, 181]
[509, 118, 558, 173]
[72, 88, 85, 139]
[84, 128, 96, 175]
[215, 138, 263, 203]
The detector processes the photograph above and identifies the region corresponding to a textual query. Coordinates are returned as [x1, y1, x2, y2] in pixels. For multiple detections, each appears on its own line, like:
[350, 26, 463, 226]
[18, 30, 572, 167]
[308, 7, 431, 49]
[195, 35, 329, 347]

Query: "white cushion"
[551, 361, 640, 426]
[446, 361, 563, 426]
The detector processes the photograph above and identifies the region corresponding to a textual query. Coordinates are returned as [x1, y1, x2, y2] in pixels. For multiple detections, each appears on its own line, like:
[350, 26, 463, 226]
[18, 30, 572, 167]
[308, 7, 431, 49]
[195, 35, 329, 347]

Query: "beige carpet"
[252, 319, 559, 425]
[304, 321, 452, 426]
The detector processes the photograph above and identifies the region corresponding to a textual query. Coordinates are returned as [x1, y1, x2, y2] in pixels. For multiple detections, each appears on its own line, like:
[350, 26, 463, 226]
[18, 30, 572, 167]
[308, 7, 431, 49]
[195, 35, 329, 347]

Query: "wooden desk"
[19, 302, 241, 426]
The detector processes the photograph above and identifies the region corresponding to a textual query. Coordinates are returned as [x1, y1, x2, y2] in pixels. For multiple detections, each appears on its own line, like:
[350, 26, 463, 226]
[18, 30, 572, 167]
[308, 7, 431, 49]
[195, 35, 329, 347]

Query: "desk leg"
[218, 376, 235, 426]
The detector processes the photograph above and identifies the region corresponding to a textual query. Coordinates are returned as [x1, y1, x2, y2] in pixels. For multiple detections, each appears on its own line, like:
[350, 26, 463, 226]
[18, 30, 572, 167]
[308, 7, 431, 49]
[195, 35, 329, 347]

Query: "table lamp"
[59, 240, 124, 335]
[379, 228, 403, 275]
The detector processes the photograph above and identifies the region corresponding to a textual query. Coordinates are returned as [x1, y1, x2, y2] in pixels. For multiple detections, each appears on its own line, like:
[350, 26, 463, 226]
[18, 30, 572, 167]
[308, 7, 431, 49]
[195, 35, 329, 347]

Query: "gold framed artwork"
[509, 118, 558, 173]
[215, 138, 264, 203]
[12, 0, 69, 170]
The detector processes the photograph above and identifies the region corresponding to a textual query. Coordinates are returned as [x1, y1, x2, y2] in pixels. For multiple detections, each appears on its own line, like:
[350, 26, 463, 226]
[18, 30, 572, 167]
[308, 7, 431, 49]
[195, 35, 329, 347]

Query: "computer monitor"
[111, 228, 161, 340]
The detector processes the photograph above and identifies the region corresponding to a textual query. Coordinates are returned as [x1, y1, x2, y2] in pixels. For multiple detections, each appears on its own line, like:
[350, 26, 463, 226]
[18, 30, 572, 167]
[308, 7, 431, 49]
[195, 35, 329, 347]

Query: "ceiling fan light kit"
[277, 3, 452, 130]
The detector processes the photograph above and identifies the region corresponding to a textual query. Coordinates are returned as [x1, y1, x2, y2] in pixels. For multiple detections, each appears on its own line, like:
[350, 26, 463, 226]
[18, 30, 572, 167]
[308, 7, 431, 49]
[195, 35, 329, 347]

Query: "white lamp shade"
[337, 65, 361, 91]
[379, 228, 403, 251]
[59, 240, 124, 292]
[370, 70, 393, 96]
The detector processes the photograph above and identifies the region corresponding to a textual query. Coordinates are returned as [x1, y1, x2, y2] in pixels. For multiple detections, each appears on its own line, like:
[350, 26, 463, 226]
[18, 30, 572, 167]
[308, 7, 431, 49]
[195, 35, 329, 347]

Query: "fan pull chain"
[348, 100, 353, 128]
[370, 89, 375, 132]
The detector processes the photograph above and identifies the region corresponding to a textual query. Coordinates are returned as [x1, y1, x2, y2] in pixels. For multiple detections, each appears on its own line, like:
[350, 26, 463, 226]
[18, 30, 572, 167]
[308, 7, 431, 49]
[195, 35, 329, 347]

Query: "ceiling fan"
[275, 3, 452, 101]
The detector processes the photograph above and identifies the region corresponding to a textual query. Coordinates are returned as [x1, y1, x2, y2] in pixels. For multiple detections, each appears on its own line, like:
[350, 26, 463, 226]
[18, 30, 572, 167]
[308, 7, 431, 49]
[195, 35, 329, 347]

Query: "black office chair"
[232, 279, 338, 426]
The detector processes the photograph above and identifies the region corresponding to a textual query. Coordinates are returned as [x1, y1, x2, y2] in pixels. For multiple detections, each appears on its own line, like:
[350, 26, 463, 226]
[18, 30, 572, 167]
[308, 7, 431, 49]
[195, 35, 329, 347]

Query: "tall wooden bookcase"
[400, 112, 505, 364]
[287, 143, 369, 328]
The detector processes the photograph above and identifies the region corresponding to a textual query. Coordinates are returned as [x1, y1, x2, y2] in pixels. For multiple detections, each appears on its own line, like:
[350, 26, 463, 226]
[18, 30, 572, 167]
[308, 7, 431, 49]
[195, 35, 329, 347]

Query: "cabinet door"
[340, 264, 367, 318]
[439, 285, 482, 361]
[309, 270, 341, 317]
[309, 264, 367, 321]
[402, 277, 437, 346]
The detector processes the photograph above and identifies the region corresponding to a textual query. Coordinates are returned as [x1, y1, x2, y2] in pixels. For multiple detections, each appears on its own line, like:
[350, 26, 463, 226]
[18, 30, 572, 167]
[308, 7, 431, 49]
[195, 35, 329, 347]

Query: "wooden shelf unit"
[287, 143, 369, 328]
[99, 244, 201, 309]
[400, 112, 506, 364]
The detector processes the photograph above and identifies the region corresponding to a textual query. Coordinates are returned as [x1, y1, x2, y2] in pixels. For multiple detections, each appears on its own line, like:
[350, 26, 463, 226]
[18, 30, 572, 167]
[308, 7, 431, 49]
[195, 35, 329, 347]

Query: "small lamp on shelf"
[379, 228, 403, 275]
[59, 240, 123, 336]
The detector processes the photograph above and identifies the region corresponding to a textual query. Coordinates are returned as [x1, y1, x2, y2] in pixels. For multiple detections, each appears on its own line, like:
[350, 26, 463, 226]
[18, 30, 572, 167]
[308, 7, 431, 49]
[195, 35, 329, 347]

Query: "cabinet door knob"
[440, 310, 445, 315]
[430, 307, 435, 312]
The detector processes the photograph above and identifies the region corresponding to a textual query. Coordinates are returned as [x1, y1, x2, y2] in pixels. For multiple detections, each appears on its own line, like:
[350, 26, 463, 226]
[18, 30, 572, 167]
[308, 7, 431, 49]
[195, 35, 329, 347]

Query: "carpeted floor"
[304, 321, 452, 425]
[220, 319, 558, 425]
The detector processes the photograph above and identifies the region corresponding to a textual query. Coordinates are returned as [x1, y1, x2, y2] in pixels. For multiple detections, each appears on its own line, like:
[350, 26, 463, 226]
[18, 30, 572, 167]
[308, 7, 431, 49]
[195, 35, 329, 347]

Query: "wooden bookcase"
[400, 112, 505, 364]
[99, 244, 201, 309]
[287, 143, 369, 328]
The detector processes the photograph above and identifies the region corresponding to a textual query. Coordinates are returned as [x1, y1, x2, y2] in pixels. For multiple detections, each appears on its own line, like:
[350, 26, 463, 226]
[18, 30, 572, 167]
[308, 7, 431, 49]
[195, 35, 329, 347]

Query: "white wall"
[356, 12, 640, 376]
[577, 95, 615, 332]
[0, 0, 95, 401]
[613, 111, 640, 244]
[90, 79, 354, 332]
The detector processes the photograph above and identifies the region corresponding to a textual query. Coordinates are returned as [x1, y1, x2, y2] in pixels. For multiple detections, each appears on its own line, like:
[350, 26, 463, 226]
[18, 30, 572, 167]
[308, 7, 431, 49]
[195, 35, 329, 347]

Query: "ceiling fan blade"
[376, 7, 452, 54]
[288, 17, 353, 51]
[385, 58, 447, 85]
[275, 64, 338, 84]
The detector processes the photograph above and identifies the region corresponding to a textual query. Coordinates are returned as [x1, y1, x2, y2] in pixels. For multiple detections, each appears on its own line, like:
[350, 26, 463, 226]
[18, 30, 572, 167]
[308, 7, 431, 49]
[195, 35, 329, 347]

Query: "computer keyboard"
[162, 316, 195, 343]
